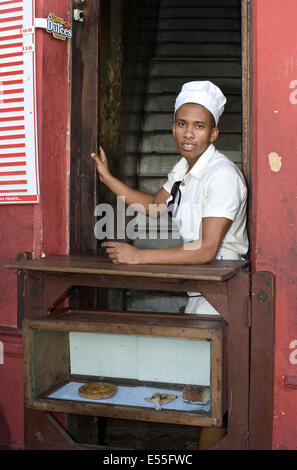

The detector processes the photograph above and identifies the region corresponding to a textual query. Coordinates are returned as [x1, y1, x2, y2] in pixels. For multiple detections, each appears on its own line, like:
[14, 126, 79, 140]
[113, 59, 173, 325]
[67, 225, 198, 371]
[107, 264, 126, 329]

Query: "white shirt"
[163, 143, 249, 259]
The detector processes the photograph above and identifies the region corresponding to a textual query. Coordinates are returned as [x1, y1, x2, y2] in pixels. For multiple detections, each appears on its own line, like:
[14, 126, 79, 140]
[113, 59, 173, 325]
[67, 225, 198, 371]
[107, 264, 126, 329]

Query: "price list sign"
[0, 0, 39, 204]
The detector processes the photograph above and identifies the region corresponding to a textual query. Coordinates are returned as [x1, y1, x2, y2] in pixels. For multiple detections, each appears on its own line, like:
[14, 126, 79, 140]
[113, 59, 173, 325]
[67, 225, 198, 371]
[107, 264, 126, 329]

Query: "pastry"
[182, 385, 210, 403]
[78, 382, 117, 400]
[145, 392, 177, 410]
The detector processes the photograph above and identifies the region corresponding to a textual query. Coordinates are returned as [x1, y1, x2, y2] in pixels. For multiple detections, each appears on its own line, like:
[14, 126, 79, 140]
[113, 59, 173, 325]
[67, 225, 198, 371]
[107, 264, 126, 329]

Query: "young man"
[91, 81, 248, 315]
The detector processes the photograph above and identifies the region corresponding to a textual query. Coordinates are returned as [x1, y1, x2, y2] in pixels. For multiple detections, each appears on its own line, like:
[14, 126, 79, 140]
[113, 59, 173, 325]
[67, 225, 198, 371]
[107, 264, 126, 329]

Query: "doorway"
[97, 0, 249, 314]
[69, 0, 251, 450]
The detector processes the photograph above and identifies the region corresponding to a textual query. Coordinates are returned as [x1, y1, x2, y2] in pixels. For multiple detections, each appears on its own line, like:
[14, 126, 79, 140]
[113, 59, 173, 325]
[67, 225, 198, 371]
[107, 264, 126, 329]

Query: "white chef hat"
[174, 80, 227, 126]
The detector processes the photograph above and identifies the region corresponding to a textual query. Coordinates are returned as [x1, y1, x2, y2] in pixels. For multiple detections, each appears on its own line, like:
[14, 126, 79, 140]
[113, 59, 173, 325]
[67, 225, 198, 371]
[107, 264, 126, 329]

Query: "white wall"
[70, 332, 210, 386]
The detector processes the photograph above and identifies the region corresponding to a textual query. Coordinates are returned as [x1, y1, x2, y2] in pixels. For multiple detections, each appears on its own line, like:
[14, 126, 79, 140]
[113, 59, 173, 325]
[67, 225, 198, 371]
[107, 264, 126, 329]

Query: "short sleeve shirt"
[163, 144, 249, 258]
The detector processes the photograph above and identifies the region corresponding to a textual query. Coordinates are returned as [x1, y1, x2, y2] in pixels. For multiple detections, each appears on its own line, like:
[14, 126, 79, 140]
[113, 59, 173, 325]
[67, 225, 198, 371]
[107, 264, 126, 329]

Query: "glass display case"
[23, 310, 227, 427]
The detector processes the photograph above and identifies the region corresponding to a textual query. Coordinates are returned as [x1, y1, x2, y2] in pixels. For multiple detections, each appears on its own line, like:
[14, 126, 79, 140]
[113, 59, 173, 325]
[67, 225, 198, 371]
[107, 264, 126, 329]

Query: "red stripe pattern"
[0, 0, 39, 203]
[0, 160, 25, 166]
[0, 1, 23, 5]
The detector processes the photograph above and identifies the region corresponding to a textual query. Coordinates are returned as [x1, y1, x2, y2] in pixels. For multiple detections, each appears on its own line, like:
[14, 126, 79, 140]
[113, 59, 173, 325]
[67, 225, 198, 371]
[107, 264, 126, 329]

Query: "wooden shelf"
[5, 255, 249, 282]
[34, 376, 215, 427]
[24, 309, 226, 335]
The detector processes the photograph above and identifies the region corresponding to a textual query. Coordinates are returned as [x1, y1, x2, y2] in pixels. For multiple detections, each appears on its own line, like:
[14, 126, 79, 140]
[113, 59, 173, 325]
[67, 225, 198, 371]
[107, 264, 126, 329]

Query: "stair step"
[138, 149, 242, 177]
[158, 17, 240, 31]
[161, 0, 240, 7]
[140, 132, 241, 154]
[117, 210, 177, 233]
[138, 176, 168, 194]
[137, 153, 241, 184]
[147, 77, 242, 94]
[138, 154, 180, 176]
[144, 93, 241, 113]
[149, 56, 241, 61]
[156, 42, 241, 58]
[142, 112, 242, 133]
[148, 59, 241, 78]
[125, 290, 187, 314]
[121, 0, 243, 313]
[159, 7, 241, 18]
[156, 30, 241, 44]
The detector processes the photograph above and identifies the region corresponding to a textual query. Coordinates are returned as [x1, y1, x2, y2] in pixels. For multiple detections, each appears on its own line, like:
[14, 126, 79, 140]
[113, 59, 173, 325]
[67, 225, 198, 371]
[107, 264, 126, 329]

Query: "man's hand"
[101, 217, 232, 266]
[102, 241, 142, 264]
[91, 146, 111, 183]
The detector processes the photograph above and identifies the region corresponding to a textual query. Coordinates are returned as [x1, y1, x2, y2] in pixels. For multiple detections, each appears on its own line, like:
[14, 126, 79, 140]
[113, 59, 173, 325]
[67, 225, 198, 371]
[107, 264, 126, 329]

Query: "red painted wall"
[1, 0, 297, 451]
[252, 0, 297, 450]
[0, 0, 70, 449]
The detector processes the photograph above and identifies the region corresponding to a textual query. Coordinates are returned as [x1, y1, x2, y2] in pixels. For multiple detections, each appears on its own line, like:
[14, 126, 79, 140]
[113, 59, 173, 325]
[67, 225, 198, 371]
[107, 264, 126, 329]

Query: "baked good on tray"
[182, 385, 210, 403]
[145, 392, 178, 410]
[78, 382, 117, 400]
[145, 392, 177, 405]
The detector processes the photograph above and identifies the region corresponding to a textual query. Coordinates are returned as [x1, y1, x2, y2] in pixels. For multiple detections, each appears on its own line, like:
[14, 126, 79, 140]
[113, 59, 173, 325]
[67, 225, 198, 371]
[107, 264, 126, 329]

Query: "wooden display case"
[6, 255, 260, 449]
[23, 310, 227, 427]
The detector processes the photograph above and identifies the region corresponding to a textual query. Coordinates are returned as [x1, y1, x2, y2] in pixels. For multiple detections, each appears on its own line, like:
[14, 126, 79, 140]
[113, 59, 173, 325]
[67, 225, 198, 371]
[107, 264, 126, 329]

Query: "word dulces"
[46, 13, 72, 40]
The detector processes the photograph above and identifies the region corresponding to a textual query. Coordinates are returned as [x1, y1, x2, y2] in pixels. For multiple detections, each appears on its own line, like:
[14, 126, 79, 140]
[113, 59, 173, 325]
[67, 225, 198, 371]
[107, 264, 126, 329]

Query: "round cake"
[182, 385, 210, 403]
[78, 382, 117, 400]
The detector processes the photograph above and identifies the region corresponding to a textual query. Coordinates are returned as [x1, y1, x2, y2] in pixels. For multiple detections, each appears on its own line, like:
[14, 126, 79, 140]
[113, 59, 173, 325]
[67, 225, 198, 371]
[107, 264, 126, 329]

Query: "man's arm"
[91, 147, 169, 215]
[102, 216, 232, 264]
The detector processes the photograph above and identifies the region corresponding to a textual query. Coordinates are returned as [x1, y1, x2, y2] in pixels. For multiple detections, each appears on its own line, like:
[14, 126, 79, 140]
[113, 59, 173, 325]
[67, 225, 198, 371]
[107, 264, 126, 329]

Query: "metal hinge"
[73, 9, 83, 22]
[73, 0, 84, 22]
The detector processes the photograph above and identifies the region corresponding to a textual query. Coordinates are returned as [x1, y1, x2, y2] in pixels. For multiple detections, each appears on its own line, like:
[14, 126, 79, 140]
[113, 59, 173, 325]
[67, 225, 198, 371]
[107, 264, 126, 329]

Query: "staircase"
[126, 0, 242, 312]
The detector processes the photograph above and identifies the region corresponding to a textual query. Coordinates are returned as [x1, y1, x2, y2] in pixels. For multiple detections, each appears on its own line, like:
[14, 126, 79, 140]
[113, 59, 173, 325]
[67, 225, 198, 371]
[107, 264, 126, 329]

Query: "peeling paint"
[35, 431, 44, 443]
[268, 152, 282, 172]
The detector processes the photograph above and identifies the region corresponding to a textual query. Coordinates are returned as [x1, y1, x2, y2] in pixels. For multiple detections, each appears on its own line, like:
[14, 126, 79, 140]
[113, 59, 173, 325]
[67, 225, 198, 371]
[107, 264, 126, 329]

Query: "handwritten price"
[22, 44, 35, 53]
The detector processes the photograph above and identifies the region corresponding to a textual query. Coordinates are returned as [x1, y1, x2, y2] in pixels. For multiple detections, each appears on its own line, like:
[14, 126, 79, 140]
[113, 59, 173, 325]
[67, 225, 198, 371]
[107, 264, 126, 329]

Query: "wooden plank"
[24, 409, 114, 450]
[23, 320, 33, 407]
[249, 271, 275, 450]
[70, 0, 100, 257]
[5, 255, 250, 282]
[210, 329, 224, 422]
[80, 0, 100, 256]
[23, 312, 226, 339]
[32, 330, 70, 398]
[69, 11, 83, 256]
[27, 399, 217, 428]
[50, 308, 226, 324]
[241, 0, 251, 187]
[19, 270, 229, 299]
[211, 271, 250, 449]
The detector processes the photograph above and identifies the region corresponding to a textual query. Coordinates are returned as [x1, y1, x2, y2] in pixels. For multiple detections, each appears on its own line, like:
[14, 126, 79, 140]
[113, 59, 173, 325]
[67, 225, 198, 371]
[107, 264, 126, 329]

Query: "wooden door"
[70, 0, 100, 257]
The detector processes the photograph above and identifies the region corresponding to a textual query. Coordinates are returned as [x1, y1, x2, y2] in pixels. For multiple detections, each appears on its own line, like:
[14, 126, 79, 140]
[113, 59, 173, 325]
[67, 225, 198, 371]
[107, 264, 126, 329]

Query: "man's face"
[172, 103, 218, 168]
